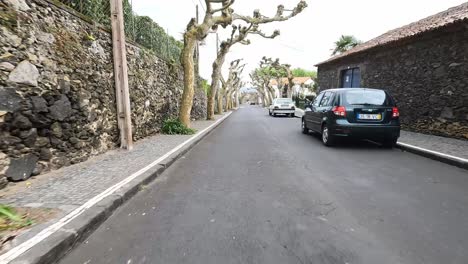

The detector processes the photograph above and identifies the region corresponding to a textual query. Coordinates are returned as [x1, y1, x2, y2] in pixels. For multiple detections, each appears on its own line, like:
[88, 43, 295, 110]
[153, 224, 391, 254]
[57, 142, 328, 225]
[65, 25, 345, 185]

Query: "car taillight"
[392, 107, 400, 118]
[332, 106, 346, 117]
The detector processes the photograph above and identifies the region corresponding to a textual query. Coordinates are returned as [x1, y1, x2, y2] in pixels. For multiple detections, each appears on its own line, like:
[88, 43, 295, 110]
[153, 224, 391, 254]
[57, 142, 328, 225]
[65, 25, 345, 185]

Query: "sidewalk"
[0, 113, 230, 263]
[398, 131, 468, 169]
[294, 108, 468, 168]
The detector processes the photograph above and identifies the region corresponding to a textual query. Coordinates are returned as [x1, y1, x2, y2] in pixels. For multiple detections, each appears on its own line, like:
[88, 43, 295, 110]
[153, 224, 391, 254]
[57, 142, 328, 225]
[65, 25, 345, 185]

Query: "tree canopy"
[291, 68, 317, 78]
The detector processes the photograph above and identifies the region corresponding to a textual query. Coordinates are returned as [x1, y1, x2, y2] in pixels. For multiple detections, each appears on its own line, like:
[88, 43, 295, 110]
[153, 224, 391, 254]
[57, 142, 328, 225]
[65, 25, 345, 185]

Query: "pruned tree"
[180, 0, 308, 126]
[218, 59, 244, 113]
[261, 57, 294, 98]
[226, 67, 245, 110]
[232, 80, 245, 108]
[180, 0, 235, 127]
[207, 24, 280, 120]
[250, 71, 268, 106]
[250, 61, 278, 107]
[218, 75, 227, 114]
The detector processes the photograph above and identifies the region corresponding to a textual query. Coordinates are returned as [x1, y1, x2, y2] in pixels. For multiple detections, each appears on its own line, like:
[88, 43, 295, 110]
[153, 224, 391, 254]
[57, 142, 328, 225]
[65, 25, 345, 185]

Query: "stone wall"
[0, 0, 206, 188]
[317, 22, 468, 139]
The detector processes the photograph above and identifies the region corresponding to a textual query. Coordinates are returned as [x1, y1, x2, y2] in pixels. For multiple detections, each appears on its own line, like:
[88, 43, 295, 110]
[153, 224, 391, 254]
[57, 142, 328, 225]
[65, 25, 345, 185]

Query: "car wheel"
[321, 124, 335, 147]
[269, 110, 272, 116]
[273, 112, 277, 117]
[382, 137, 398, 148]
[302, 118, 309, 134]
[290, 113, 295, 117]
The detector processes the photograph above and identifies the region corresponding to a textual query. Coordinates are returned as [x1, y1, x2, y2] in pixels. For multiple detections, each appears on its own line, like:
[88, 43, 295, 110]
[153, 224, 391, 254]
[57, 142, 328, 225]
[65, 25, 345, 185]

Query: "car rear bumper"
[272, 109, 295, 114]
[330, 124, 400, 139]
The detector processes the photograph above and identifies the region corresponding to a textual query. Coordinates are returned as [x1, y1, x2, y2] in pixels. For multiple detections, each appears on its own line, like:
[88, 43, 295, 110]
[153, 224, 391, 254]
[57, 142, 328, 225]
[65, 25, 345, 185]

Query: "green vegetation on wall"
[58, 0, 182, 63]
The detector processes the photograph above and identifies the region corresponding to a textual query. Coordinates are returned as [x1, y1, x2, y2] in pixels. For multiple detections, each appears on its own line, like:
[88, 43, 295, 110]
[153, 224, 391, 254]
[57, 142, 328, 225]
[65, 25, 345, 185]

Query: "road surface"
[60, 106, 468, 264]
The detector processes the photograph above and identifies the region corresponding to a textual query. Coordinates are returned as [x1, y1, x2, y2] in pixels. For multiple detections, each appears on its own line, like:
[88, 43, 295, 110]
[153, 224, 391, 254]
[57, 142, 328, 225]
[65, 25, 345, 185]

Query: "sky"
[132, 0, 467, 85]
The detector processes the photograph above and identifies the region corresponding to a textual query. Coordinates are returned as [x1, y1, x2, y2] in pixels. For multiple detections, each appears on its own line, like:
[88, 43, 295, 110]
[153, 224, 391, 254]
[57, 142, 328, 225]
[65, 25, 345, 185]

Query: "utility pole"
[166, 28, 170, 58]
[195, 5, 200, 78]
[110, 0, 133, 150]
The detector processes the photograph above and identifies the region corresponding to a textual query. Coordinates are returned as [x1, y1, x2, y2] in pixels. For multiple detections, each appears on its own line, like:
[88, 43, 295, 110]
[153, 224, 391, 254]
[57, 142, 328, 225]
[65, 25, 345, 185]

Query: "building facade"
[316, 3, 468, 139]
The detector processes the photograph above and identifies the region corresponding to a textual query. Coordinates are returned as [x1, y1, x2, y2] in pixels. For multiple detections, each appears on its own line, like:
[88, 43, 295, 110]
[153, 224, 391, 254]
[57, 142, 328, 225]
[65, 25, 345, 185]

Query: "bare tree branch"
[204, 0, 308, 119]
[210, 0, 236, 14]
[233, 0, 307, 24]
[250, 29, 280, 39]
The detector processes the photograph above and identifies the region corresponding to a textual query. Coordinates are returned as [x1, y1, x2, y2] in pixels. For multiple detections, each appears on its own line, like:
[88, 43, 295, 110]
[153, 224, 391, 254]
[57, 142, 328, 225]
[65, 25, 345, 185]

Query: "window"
[341, 90, 395, 106]
[313, 92, 325, 107]
[340, 67, 361, 88]
[319, 92, 334, 107]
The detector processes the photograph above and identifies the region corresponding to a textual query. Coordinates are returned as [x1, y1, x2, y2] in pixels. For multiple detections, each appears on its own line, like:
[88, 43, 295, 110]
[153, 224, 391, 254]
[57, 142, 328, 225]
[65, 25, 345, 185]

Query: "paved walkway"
[294, 108, 467, 160]
[399, 131, 468, 160]
[0, 115, 225, 211]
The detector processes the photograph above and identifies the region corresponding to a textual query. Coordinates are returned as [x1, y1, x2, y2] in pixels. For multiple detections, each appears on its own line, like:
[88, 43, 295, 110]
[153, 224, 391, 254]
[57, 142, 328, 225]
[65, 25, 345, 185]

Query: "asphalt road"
[60, 106, 468, 264]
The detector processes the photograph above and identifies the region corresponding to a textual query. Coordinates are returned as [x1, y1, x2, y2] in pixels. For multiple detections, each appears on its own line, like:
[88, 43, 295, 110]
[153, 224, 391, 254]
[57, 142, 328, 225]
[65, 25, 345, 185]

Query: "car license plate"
[358, 113, 381, 120]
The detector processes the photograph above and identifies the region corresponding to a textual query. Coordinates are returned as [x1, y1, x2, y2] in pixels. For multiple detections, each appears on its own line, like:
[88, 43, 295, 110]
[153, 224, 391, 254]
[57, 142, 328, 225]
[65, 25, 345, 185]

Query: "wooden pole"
[166, 28, 170, 57]
[110, 0, 133, 150]
[195, 5, 200, 79]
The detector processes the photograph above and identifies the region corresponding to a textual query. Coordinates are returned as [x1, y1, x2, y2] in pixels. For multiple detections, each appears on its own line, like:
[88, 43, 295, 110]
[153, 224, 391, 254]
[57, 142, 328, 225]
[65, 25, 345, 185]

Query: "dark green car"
[302, 88, 401, 147]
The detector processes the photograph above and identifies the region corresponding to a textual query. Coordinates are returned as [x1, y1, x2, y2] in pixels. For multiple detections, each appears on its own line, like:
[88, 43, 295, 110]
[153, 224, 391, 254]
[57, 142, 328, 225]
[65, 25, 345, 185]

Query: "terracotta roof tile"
[316, 2, 468, 66]
[270, 77, 313, 86]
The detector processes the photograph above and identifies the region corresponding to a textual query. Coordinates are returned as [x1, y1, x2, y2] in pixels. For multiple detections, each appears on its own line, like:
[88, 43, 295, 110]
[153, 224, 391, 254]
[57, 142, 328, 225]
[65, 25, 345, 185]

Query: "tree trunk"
[207, 51, 227, 120]
[228, 90, 233, 111]
[217, 88, 224, 114]
[264, 86, 272, 106]
[225, 92, 229, 111]
[287, 71, 294, 98]
[179, 34, 197, 127]
[268, 87, 275, 102]
[287, 86, 293, 98]
[256, 88, 266, 107]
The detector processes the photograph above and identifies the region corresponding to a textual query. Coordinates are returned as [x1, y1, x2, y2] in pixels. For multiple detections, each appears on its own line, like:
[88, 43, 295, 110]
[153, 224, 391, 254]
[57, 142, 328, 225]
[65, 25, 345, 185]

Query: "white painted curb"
[397, 142, 468, 169]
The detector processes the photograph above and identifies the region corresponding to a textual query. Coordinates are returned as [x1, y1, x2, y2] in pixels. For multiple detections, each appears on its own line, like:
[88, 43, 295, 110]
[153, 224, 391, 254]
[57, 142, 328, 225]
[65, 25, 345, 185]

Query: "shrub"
[0, 204, 33, 231]
[161, 118, 196, 135]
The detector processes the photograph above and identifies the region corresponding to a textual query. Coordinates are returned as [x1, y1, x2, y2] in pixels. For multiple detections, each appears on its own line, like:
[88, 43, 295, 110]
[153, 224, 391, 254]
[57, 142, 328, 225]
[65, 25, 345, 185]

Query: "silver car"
[268, 98, 296, 117]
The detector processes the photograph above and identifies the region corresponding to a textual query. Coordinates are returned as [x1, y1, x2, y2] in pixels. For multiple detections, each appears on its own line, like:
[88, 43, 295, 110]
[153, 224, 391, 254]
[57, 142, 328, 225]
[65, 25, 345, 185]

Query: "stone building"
[316, 3, 468, 139]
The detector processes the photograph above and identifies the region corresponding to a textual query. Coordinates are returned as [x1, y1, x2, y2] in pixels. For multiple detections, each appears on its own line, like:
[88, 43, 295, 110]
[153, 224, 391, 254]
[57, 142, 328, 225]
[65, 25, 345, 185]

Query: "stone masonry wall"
[317, 22, 468, 139]
[0, 0, 207, 188]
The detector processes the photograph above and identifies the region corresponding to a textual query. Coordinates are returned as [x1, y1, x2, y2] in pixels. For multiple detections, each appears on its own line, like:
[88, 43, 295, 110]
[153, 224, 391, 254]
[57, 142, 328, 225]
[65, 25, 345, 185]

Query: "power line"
[277, 42, 305, 53]
[190, 0, 197, 9]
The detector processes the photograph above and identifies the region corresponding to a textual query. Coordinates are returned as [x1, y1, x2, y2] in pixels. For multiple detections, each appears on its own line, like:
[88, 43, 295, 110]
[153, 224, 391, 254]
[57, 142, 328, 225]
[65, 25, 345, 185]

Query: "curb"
[5, 113, 233, 264]
[295, 108, 466, 170]
[396, 142, 468, 170]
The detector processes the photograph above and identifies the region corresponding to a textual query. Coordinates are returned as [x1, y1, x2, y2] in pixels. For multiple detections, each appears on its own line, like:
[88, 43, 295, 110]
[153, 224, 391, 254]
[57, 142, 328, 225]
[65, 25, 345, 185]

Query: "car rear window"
[341, 90, 394, 106]
[277, 99, 292, 104]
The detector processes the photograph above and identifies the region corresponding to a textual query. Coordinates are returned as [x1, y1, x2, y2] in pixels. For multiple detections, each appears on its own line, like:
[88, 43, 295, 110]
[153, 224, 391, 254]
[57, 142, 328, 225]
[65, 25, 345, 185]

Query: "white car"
[268, 98, 296, 117]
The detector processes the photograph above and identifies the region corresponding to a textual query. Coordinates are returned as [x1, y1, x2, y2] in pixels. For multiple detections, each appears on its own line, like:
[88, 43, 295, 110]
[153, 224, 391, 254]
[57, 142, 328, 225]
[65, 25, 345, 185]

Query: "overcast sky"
[132, 0, 466, 84]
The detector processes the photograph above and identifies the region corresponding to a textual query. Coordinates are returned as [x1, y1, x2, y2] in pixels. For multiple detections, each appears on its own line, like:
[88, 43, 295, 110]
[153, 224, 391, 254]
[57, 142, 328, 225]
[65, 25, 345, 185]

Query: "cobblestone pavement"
[399, 130, 468, 159]
[0, 115, 225, 212]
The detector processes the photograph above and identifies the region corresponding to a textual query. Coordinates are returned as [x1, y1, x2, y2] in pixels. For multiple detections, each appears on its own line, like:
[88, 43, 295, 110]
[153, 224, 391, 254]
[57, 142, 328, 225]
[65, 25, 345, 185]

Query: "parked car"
[269, 98, 295, 117]
[301, 88, 400, 147]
